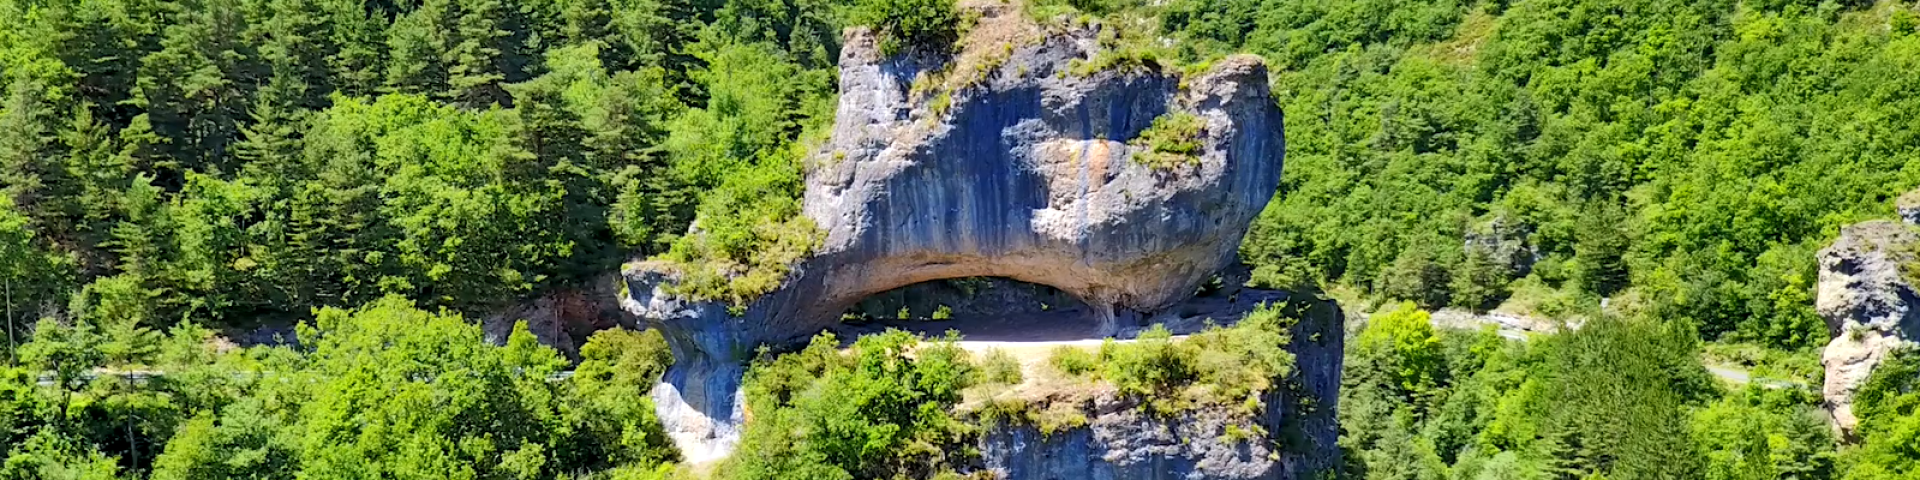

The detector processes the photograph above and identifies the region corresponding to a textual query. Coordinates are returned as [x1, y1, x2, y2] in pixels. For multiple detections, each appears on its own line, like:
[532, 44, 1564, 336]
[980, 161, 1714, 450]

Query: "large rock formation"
[622, 9, 1288, 465]
[978, 295, 1344, 480]
[1817, 218, 1919, 438]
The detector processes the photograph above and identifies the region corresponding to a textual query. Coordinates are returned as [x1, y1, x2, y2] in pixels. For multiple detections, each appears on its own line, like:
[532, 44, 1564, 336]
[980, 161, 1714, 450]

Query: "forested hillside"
[1213, 0, 1920, 351]
[0, 0, 1918, 478]
[0, 0, 839, 476]
[0, 0, 841, 329]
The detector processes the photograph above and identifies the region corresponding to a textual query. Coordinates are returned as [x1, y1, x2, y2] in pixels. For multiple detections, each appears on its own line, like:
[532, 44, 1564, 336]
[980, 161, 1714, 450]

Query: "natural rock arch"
[622, 25, 1285, 461]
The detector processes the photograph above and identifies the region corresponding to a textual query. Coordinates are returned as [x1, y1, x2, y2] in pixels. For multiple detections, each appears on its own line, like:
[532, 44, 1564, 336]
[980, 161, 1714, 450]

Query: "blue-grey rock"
[976, 295, 1343, 480]
[624, 15, 1290, 465]
[1818, 220, 1920, 438]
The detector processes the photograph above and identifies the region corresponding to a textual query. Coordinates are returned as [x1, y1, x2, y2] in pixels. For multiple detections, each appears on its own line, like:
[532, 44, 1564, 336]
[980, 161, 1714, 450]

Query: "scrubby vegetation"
[852, 0, 965, 55]
[1129, 112, 1205, 169]
[1047, 303, 1297, 412]
[723, 331, 980, 480]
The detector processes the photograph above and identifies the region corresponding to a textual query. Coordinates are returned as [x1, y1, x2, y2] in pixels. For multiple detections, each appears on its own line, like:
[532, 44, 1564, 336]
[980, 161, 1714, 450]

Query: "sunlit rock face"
[623, 19, 1286, 462]
[1816, 220, 1919, 438]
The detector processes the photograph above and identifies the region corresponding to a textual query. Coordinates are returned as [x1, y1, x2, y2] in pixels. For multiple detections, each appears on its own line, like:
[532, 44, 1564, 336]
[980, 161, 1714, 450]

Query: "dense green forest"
[1, 0, 1919, 477]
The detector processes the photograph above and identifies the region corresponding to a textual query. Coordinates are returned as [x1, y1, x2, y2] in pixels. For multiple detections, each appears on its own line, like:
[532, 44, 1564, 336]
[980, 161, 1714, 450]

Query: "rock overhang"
[623, 20, 1289, 461]
[629, 27, 1285, 368]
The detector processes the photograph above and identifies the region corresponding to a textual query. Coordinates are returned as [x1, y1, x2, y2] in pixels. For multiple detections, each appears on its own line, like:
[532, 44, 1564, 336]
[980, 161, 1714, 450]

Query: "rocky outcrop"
[623, 12, 1288, 462]
[1899, 189, 1920, 226]
[481, 273, 635, 358]
[1462, 215, 1538, 278]
[976, 293, 1344, 480]
[1817, 220, 1919, 438]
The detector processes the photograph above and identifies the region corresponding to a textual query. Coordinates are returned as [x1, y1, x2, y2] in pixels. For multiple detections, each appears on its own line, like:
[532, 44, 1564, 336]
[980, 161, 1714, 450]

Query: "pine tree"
[130, 0, 266, 178]
[59, 104, 133, 275]
[250, 0, 339, 112]
[597, 69, 687, 251]
[54, 0, 166, 126]
[384, 0, 452, 98]
[0, 79, 68, 232]
[446, 0, 535, 107]
[611, 0, 715, 99]
[322, 0, 390, 97]
[559, 0, 636, 69]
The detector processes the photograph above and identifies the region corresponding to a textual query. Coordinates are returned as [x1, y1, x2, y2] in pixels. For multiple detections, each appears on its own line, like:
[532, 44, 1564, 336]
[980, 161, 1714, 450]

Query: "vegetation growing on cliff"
[1130, 112, 1205, 170]
[852, 0, 965, 55]
[1900, 233, 1920, 288]
[724, 303, 1306, 479]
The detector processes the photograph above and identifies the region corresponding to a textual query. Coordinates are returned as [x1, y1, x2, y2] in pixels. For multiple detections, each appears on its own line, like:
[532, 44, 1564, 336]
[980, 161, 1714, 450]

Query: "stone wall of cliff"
[974, 295, 1344, 480]
[619, 3, 1316, 470]
[1817, 194, 1920, 438]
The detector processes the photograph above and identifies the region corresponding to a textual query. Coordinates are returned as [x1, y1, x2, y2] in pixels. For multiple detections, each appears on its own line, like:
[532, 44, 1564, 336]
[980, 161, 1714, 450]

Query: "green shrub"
[1129, 112, 1205, 169]
[978, 348, 1024, 385]
[928, 91, 954, 117]
[1049, 346, 1099, 376]
[1186, 304, 1296, 403]
[932, 305, 954, 320]
[726, 330, 979, 479]
[1089, 304, 1299, 411]
[851, 0, 963, 55]
[1100, 325, 1199, 397]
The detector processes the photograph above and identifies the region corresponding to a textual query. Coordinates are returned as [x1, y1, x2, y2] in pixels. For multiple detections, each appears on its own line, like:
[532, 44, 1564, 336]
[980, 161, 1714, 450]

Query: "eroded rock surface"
[937, 290, 1341, 480]
[481, 273, 635, 358]
[1817, 220, 1919, 437]
[1899, 189, 1920, 226]
[624, 13, 1287, 462]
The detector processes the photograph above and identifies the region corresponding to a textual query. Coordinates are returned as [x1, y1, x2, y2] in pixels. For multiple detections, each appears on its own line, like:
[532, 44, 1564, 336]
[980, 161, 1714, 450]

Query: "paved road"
[1703, 364, 1804, 389]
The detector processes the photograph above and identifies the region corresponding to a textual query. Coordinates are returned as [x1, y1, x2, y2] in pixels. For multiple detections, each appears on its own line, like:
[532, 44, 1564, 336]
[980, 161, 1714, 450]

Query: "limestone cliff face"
[623, 15, 1290, 465]
[1817, 217, 1919, 438]
[977, 296, 1342, 480]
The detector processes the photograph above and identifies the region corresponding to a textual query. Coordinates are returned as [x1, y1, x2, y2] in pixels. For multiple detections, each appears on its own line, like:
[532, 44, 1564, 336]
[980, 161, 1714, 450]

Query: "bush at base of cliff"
[722, 331, 981, 480]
